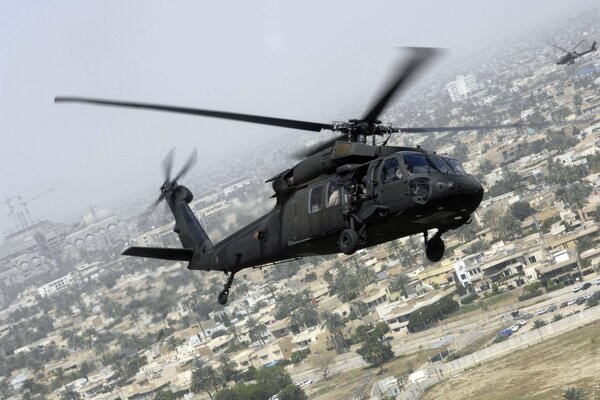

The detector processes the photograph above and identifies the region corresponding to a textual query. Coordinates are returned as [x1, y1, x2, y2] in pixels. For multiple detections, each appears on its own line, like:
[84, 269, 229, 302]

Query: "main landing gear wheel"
[218, 290, 229, 305]
[217, 271, 236, 305]
[339, 228, 359, 255]
[425, 236, 445, 262]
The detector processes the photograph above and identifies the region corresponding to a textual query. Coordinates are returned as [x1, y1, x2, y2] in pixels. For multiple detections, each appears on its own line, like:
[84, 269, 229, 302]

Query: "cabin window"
[381, 157, 402, 183]
[326, 181, 341, 207]
[309, 185, 324, 213]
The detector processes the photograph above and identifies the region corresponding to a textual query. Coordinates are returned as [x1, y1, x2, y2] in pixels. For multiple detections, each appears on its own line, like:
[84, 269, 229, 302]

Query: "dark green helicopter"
[56, 48, 529, 305]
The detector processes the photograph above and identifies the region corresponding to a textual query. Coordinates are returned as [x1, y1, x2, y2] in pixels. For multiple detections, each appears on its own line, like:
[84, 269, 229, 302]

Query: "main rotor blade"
[173, 148, 197, 182]
[570, 39, 584, 52]
[291, 134, 348, 159]
[397, 122, 546, 133]
[162, 148, 175, 182]
[362, 47, 438, 124]
[54, 97, 333, 132]
[553, 44, 569, 53]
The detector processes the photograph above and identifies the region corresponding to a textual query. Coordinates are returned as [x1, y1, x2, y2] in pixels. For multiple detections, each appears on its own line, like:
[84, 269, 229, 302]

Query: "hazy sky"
[0, 0, 596, 232]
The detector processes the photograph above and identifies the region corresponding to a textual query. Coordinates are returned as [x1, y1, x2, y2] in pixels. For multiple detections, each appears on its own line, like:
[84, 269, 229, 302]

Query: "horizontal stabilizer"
[122, 246, 194, 261]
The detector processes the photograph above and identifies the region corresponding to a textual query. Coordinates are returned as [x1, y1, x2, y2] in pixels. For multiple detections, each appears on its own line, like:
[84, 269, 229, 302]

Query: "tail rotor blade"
[173, 148, 197, 182]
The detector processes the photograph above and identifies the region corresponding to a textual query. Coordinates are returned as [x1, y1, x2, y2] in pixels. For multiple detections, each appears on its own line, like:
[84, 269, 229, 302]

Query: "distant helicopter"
[555, 39, 597, 65]
[56, 48, 537, 305]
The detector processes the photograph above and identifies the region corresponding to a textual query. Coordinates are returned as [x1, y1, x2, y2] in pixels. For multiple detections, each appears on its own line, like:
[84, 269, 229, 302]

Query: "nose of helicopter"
[429, 175, 484, 214]
[451, 177, 484, 213]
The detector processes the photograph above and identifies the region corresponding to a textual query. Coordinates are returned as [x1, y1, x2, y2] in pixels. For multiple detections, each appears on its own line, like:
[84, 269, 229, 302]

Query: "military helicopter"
[555, 39, 597, 65]
[56, 48, 534, 305]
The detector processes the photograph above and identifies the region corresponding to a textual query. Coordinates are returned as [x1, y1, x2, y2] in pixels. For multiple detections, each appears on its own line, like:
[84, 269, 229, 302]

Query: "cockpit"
[381, 151, 470, 181]
[401, 152, 469, 176]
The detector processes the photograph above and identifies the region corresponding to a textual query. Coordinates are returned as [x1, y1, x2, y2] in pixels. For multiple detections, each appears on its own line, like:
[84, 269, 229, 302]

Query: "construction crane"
[2, 188, 55, 230]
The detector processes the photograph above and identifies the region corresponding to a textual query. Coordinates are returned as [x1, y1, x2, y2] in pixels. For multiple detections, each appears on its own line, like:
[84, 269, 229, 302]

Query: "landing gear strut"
[424, 230, 446, 262]
[218, 271, 236, 305]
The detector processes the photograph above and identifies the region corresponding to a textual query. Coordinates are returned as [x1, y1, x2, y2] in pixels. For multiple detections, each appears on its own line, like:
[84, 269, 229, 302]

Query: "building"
[370, 376, 401, 400]
[446, 74, 478, 102]
[37, 273, 75, 297]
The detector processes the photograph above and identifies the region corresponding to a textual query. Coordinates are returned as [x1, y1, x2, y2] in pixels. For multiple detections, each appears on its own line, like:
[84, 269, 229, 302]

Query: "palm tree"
[190, 360, 219, 400]
[228, 324, 241, 345]
[389, 274, 410, 297]
[321, 311, 347, 353]
[355, 264, 377, 292]
[351, 300, 368, 320]
[323, 270, 335, 292]
[236, 281, 250, 296]
[336, 271, 360, 302]
[217, 353, 239, 386]
[246, 317, 267, 345]
[294, 303, 319, 330]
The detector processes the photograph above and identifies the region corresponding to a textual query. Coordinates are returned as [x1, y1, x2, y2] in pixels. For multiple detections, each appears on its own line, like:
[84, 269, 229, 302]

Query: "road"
[290, 279, 600, 396]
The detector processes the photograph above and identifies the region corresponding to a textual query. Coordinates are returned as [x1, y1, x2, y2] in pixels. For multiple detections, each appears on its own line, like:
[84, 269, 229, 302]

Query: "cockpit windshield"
[402, 153, 469, 176]
[428, 155, 452, 174]
[403, 153, 433, 174]
[445, 158, 468, 175]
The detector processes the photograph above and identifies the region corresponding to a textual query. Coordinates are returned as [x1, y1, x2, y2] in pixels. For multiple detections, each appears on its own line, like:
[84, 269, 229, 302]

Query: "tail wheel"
[339, 229, 359, 255]
[426, 236, 445, 262]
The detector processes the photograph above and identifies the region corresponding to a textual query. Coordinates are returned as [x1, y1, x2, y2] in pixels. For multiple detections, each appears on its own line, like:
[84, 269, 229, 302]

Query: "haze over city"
[2, 1, 600, 400]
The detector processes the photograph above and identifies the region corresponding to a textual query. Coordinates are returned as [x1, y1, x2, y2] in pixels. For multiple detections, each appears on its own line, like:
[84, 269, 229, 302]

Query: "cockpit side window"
[403, 153, 431, 174]
[381, 157, 403, 183]
[326, 181, 341, 207]
[445, 158, 468, 175]
[309, 185, 324, 213]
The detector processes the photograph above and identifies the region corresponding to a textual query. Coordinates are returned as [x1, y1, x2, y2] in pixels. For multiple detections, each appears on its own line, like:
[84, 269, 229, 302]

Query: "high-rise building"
[446, 74, 478, 102]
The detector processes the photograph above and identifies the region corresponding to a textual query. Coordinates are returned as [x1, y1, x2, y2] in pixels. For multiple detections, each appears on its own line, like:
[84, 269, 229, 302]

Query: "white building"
[446, 74, 478, 102]
[37, 274, 75, 297]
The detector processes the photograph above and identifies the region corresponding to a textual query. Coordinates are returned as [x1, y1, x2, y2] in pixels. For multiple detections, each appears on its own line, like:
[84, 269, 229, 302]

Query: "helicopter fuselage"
[189, 144, 483, 273]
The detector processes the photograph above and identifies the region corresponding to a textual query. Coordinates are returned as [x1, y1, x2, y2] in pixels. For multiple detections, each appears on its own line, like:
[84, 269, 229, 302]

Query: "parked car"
[567, 298, 578, 306]
[498, 329, 513, 337]
[595, 278, 600, 285]
[573, 285, 583, 293]
[517, 319, 528, 326]
[576, 297, 587, 305]
[547, 305, 558, 312]
[582, 282, 592, 291]
[510, 325, 520, 332]
[536, 308, 547, 316]
[560, 301, 569, 308]
[521, 313, 534, 319]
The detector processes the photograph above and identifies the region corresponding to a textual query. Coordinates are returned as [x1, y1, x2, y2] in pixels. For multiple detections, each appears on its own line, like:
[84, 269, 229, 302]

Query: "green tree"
[563, 387, 585, 400]
[279, 384, 308, 400]
[499, 212, 522, 241]
[246, 317, 268, 345]
[389, 274, 411, 297]
[532, 319, 547, 329]
[294, 303, 319, 330]
[217, 353, 239, 385]
[510, 201, 535, 221]
[191, 360, 220, 400]
[357, 335, 394, 373]
[320, 311, 347, 353]
[154, 390, 177, 400]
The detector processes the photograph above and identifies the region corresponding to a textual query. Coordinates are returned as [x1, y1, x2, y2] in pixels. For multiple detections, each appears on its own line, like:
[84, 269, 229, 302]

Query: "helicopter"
[554, 39, 597, 65]
[57, 48, 538, 305]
